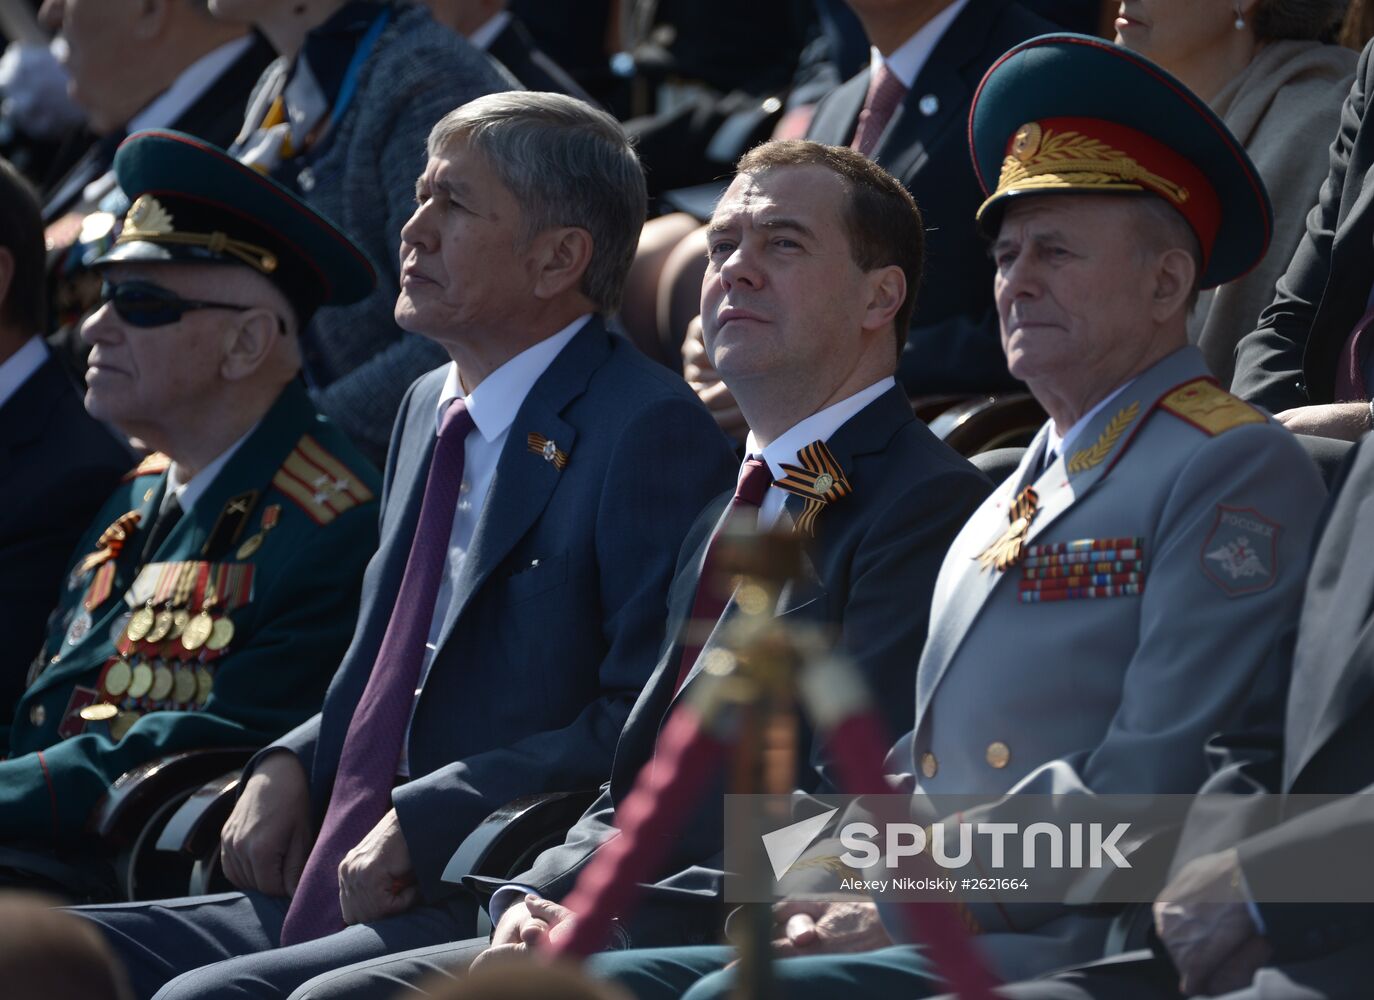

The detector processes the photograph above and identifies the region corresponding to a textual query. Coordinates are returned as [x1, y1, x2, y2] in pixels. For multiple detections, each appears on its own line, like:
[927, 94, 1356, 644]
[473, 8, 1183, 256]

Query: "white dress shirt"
[397, 314, 589, 776]
[0, 335, 49, 410]
[488, 375, 897, 920]
[869, 0, 970, 89]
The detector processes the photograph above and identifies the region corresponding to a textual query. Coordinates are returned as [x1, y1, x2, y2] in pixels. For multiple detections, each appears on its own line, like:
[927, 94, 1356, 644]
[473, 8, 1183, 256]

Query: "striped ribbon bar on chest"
[1018, 537, 1145, 602]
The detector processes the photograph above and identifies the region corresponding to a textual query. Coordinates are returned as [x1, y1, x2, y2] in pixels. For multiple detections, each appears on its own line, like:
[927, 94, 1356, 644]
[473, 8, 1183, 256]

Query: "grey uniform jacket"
[898, 346, 1326, 982]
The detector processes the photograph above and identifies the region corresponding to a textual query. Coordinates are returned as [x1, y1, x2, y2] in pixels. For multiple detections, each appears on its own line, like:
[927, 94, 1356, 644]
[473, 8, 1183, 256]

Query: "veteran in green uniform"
[1, 129, 381, 844]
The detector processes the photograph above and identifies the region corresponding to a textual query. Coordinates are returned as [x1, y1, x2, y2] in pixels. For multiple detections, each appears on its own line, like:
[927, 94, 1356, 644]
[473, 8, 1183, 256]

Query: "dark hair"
[1254, 0, 1348, 41]
[0, 157, 46, 332]
[735, 140, 925, 358]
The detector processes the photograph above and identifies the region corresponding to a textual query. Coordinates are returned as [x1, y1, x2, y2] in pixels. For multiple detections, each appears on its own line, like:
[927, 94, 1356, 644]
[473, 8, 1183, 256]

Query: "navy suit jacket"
[269, 319, 737, 898]
[468, 385, 992, 947]
[0, 354, 128, 738]
[806, 0, 1053, 395]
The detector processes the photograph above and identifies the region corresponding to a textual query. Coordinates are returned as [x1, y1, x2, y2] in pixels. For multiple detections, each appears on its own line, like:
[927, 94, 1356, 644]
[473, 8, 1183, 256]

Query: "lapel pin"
[528, 433, 569, 470]
[919, 94, 940, 116]
[775, 440, 851, 536]
[977, 486, 1039, 573]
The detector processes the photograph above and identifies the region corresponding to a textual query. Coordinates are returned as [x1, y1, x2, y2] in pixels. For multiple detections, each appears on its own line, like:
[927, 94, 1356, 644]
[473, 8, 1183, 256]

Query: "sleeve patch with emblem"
[1200, 506, 1279, 596]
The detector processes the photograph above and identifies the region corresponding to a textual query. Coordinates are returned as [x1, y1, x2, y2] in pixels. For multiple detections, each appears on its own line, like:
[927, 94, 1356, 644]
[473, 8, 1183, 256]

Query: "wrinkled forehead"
[995, 193, 1135, 242]
[709, 165, 846, 232]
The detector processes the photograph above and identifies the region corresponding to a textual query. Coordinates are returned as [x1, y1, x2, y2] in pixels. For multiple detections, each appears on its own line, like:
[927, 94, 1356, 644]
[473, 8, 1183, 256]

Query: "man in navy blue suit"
[75, 91, 737, 1000]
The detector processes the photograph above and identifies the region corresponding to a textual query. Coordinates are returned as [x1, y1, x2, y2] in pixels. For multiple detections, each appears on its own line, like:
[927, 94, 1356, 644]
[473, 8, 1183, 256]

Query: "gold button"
[920, 752, 938, 778]
[986, 741, 1010, 769]
[29, 704, 46, 727]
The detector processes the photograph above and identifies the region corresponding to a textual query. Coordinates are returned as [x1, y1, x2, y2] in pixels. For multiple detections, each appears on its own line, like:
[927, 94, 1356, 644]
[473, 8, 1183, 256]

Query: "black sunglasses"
[99, 279, 280, 330]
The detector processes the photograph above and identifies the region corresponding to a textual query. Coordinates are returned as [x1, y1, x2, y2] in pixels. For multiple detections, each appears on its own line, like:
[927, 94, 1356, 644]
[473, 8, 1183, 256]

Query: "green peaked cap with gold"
[95, 129, 376, 323]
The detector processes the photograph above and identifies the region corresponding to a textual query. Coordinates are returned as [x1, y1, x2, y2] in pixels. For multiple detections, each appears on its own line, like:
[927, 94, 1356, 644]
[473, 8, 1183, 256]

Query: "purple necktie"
[280, 399, 476, 945]
[850, 63, 908, 159]
[672, 459, 773, 694]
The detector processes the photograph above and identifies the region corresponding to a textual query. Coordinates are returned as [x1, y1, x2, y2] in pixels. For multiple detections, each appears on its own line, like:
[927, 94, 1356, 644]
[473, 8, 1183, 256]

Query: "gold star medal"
[774, 440, 852, 537]
[977, 487, 1040, 573]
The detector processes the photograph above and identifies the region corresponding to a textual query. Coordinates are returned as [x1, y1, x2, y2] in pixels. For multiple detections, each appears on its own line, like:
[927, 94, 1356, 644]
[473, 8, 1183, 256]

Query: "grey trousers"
[73, 890, 478, 1000]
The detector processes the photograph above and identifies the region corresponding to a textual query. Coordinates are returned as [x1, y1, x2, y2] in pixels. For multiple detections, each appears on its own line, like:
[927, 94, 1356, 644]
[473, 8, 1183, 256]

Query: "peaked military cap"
[94, 129, 376, 322]
[968, 33, 1272, 289]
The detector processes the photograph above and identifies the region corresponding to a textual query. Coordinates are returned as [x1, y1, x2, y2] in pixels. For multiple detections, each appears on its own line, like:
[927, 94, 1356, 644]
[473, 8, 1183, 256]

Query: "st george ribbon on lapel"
[672, 459, 774, 694]
[279, 398, 476, 946]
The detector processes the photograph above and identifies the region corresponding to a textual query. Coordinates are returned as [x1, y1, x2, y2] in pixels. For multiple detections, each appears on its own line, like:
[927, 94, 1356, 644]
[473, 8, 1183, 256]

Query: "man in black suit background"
[0, 156, 127, 741]
[37, 0, 272, 224]
[676, 0, 1055, 437]
[1231, 39, 1374, 442]
[421, 0, 595, 103]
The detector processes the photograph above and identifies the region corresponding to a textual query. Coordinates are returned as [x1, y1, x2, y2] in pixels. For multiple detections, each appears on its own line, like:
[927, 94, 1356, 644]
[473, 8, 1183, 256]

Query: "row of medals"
[81, 603, 235, 737]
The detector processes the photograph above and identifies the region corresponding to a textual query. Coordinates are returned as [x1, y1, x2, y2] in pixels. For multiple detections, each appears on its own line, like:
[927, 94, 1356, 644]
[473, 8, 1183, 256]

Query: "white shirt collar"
[0, 335, 49, 410]
[745, 376, 895, 482]
[165, 423, 256, 513]
[466, 10, 512, 52]
[1046, 377, 1137, 459]
[869, 0, 970, 89]
[435, 314, 591, 441]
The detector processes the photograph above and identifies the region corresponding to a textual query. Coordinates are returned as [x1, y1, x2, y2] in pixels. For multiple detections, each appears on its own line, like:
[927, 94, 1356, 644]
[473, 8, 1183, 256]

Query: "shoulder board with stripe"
[272, 434, 377, 525]
[1157, 378, 1266, 436]
[121, 452, 171, 482]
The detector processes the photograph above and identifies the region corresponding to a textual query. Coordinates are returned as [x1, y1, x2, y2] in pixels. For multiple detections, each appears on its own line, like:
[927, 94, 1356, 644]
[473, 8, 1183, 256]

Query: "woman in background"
[1115, 0, 1354, 385]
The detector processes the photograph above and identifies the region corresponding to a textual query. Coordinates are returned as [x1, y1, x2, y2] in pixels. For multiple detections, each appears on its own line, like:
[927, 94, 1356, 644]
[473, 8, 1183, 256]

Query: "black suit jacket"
[0, 353, 128, 740]
[468, 386, 992, 947]
[1232, 40, 1374, 412]
[487, 17, 595, 104]
[41, 32, 274, 223]
[805, 0, 1053, 395]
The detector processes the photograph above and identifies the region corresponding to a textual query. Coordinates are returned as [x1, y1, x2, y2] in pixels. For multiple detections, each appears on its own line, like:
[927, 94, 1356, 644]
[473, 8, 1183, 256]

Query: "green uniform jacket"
[2, 380, 380, 842]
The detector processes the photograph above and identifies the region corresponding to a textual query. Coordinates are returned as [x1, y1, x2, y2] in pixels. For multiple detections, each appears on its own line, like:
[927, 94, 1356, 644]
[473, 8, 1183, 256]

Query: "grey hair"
[426, 91, 647, 314]
[1253, 0, 1348, 41]
[1132, 195, 1203, 310]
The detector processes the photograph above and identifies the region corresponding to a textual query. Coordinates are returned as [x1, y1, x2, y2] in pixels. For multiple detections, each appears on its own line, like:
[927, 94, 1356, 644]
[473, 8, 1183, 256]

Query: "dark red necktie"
[850, 63, 908, 159]
[672, 459, 773, 694]
[280, 399, 476, 945]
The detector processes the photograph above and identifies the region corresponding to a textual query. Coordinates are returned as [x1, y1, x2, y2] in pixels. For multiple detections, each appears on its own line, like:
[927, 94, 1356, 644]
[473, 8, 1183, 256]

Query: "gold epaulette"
[1157, 379, 1266, 436]
[121, 452, 171, 482]
[271, 435, 376, 525]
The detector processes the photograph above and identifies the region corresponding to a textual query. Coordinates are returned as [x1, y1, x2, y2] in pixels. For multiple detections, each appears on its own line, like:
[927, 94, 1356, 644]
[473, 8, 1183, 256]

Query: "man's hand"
[682, 317, 748, 440]
[471, 896, 578, 971]
[769, 899, 893, 958]
[338, 808, 419, 925]
[1154, 849, 1271, 996]
[220, 752, 312, 897]
[1274, 402, 1371, 442]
